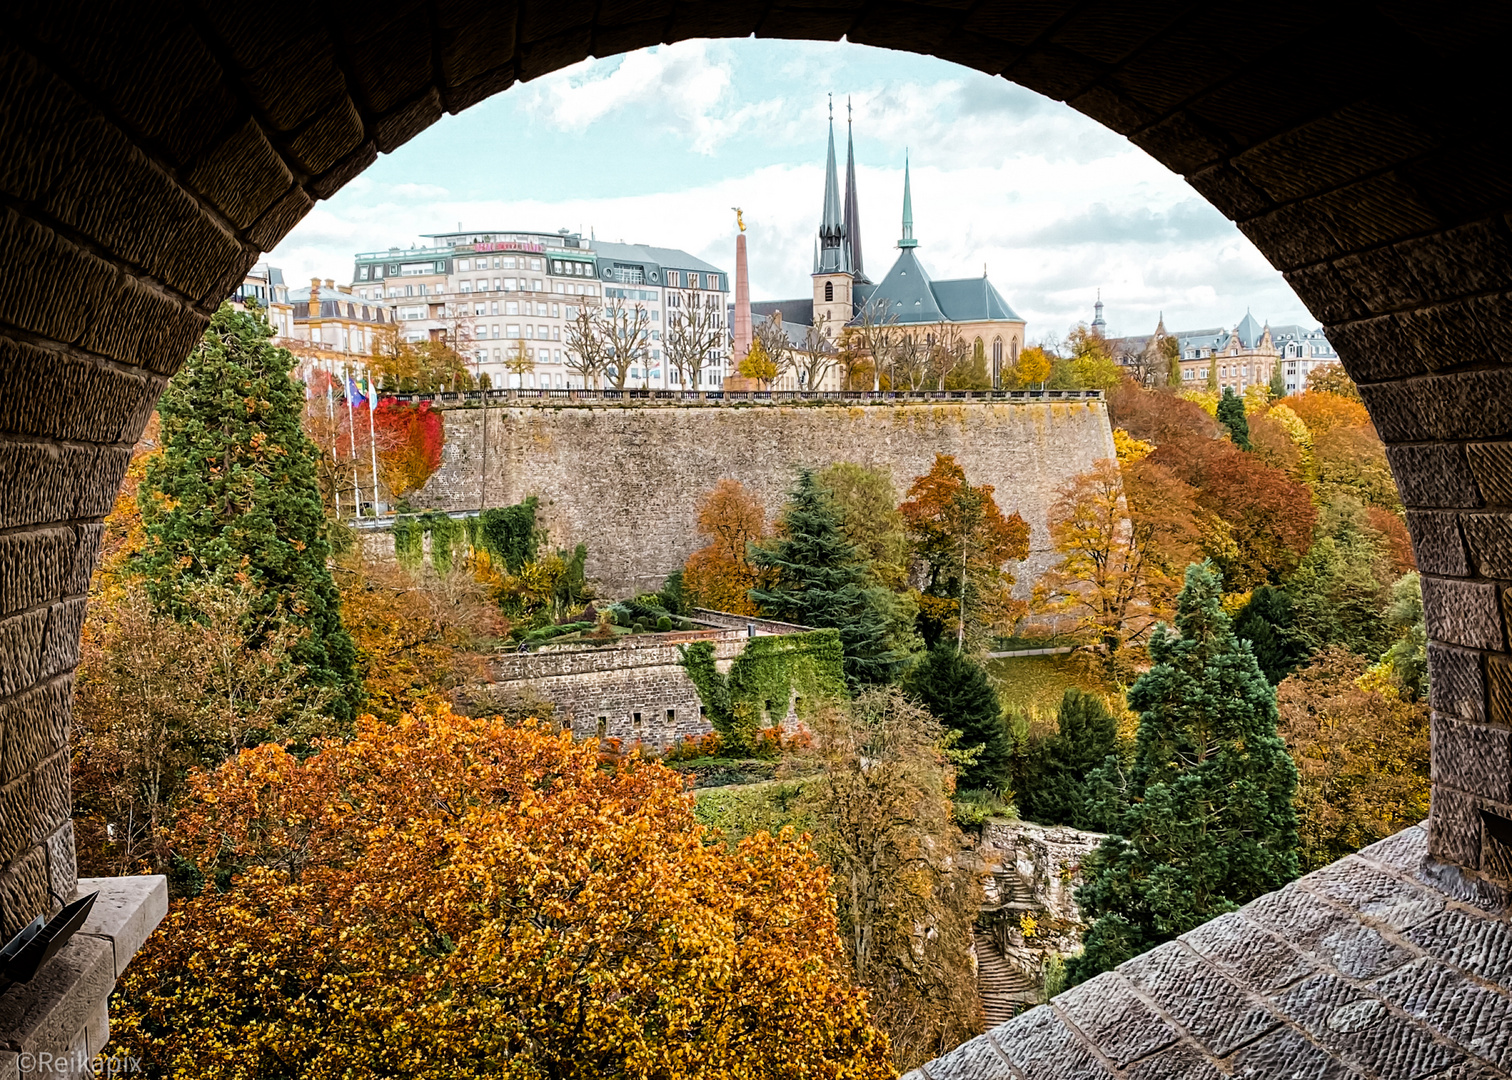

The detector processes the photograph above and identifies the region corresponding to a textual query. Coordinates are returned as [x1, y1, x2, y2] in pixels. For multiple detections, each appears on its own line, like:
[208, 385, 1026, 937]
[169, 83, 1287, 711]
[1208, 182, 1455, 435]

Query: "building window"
[992, 338, 1003, 384]
[506, 301, 519, 315]
[824, 281, 833, 302]
[596, 717, 607, 738]
[506, 324, 520, 338]
[358, 267, 369, 280]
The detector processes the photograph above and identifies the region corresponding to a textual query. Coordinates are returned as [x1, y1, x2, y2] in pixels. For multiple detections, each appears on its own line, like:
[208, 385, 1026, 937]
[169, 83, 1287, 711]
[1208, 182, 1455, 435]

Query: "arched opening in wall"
[992, 337, 1004, 385]
[3, 11, 1511, 1078]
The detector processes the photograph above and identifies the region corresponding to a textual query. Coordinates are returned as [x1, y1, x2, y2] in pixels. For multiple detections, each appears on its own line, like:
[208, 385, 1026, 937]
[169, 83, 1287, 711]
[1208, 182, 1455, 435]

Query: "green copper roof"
[899, 154, 918, 249]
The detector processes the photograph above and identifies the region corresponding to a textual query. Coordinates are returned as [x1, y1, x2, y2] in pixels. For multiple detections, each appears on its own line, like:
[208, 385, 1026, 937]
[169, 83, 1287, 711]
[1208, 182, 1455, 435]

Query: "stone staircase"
[973, 927, 1038, 1027]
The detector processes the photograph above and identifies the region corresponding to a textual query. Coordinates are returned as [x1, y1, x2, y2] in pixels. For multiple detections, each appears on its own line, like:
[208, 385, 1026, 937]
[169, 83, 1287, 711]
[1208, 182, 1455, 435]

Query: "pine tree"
[903, 646, 1011, 792]
[137, 303, 359, 721]
[750, 469, 908, 688]
[1232, 585, 1309, 684]
[1205, 356, 1219, 393]
[1068, 562, 1299, 984]
[1268, 362, 1287, 401]
[1216, 386, 1251, 449]
[1023, 689, 1120, 829]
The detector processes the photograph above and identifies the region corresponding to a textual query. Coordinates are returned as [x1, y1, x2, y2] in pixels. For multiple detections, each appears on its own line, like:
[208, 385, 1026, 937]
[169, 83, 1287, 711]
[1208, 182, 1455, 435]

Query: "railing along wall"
[379, 388, 1108, 407]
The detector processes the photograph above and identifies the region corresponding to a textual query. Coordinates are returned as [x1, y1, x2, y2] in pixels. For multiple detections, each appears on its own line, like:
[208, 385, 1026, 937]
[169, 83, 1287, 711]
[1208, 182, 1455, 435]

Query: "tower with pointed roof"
[1091, 291, 1107, 337]
[813, 96, 856, 331]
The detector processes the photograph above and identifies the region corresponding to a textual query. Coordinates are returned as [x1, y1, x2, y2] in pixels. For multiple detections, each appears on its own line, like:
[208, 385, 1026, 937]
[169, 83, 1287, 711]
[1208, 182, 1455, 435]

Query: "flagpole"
[324, 358, 341, 520]
[365, 368, 381, 516]
[345, 361, 363, 517]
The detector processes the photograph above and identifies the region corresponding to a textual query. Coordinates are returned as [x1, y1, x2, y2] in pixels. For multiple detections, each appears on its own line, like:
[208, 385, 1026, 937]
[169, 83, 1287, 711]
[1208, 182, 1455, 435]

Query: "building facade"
[750, 109, 1027, 390]
[1108, 307, 1338, 396]
[350, 229, 728, 390]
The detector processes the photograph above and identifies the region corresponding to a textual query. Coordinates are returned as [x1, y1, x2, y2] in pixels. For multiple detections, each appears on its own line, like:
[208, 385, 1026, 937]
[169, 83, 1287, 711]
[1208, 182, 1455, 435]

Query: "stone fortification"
[411, 398, 1115, 596]
[484, 633, 747, 748]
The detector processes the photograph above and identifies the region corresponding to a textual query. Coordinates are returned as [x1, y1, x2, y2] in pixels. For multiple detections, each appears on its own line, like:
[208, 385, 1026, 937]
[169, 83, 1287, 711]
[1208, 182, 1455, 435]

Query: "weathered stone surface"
[0, 529, 71, 617]
[0, 676, 71, 782]
[1274, 972, 1464, 1078]
[1486, 654, 1512, 728]
[74, 875, 168, 979]
[1371, 958, 1512, 1072]
[1431, 713, 1512, 803]
[1227, 1025, 1359, 1080]
[0, 607, 47, 697]
[1181, 911, 1314, 994]
[64, 526, 102, 598]
[1462, 513, 1512, 578]
[44, 821, 75, 901]
[1406, 511, 1470, 577]
[32, 751, 71, 836]
[1405, 908, 1512, 985]
[37, 599, 85, 681]
[917, 1028, 1014, 1080]
[990, 1006, 1115, 1080]
[1422, 577, 1504, 651]
[413, 400, 1116, 597]
[1386, 444, 1482, 510]
[1430, 784, 1485, 868]
[1429, 645, 1486, 725]
[1467, 442, 1512, 507]
[1122, 1043, 1223, 1080]
[1119, 941, 1278, 1056]
[1301, 858, 1444, 932]
[0, 771, 36, 864]
[1051, 972, 1176, 1067]
[0, 846, 47, 940]
[0, 934, 113, 1059]
[1242, 885, 1413, 980]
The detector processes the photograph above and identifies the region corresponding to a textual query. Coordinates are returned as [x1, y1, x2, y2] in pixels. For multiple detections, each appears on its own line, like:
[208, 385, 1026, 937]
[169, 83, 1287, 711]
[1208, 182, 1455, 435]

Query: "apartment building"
[349, 229, 728, 390]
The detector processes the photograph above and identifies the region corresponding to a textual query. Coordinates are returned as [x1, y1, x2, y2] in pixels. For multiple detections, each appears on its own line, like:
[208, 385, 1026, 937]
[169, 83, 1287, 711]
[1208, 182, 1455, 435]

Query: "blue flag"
[347, 376, 366, 409]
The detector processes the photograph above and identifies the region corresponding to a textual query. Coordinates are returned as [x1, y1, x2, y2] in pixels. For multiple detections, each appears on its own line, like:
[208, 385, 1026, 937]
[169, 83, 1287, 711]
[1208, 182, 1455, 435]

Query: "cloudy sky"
[267, 39, 1316, 341]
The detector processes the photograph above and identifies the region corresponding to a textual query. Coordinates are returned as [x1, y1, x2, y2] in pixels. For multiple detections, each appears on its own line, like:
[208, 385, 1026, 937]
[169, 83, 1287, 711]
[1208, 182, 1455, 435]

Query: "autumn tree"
[1268, 362, 1287, 401]
[1012, 344, 1053, 389]
[1107, 382, 1220, 445]
[738, 337, 777, 387]
[1277, 647, 1430, 871]
[1305, 362, 1362, 401]
[817, 462, 912, 591]
[1069, 563, 1299, 983]
[1066, 323, 1123, 390]
[505, 338, 535, 388]
[942, 332, 991, 391]
[750, 469, 910, 687]
[372, 398, 444, 498]
[796, 689, 983, 1071]
[793, 313, 840, 392]
[900, 453, 1031, 651]
[1287, 496, 1404, 659]
[137, 303, 359, 719]
[1288, 389, 1372, 435]
[753, 310, 795, 387]
[1038, 457, 1202, 655]
[112, 706, 894, 1079]
[682, 479, 768, 615]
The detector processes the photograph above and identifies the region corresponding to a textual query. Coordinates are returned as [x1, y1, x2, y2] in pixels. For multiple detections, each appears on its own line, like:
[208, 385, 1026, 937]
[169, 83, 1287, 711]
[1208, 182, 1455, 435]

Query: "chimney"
[308, 277, 321, 319]
[325, 278, 335, 290]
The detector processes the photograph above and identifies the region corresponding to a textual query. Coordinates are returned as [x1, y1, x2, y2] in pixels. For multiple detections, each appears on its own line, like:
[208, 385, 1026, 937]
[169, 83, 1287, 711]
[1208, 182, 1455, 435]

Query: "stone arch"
[1, 3, 1511, 949]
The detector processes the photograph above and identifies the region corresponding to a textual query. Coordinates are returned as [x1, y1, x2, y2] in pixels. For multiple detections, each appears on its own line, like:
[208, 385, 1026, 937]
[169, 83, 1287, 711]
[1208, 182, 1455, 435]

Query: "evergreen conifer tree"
[903, 646, 1011, 791]
[1216, 387, 1251, 449]
[1232, 585, 1309, 684]
[1023, 689, 1120, 829]
[1268, 363, 1287, 401]
[750, 469, 908, 688]
[1068, 562, 1298, 984]
[137, 303, 359, 720]
[1206, 357, 1219, 393]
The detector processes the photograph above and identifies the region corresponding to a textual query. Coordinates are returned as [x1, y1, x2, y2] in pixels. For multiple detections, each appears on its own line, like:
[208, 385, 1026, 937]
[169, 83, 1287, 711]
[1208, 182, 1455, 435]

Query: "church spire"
[898, 152, 918, 249]
[816, 94, 849, 274]
[843, 97, 864, 279]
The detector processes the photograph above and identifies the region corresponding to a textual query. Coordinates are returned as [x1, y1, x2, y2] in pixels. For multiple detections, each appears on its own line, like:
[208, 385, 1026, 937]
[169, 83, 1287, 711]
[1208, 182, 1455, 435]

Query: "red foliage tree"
[373, 398, 444, 498]
[1107, 383, 1219, 445]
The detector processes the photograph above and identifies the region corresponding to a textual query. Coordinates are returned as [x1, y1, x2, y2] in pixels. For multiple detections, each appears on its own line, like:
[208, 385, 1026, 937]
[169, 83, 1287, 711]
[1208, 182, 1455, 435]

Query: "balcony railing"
[380, 388, 1107, 406]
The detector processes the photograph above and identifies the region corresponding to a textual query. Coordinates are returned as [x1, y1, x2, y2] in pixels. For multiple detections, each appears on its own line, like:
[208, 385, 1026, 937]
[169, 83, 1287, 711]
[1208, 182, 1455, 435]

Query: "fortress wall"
[411, 401, 1116, 597]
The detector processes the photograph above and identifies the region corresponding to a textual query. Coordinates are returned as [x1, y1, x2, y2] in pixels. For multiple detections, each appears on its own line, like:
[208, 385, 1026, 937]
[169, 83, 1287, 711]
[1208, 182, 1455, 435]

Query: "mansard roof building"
[750, 105, 1027, 389]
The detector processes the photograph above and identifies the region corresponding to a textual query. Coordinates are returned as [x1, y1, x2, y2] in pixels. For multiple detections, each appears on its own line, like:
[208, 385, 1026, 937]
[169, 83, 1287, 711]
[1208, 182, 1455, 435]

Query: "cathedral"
[748, 105, 1027, 390]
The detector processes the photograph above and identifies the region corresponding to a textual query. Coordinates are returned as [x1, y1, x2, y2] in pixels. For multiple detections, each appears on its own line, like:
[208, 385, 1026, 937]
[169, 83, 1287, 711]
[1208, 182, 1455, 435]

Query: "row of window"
[475, 324, 559, 341]
[457, 256, 544, 273]
[358, 258, 725, 291]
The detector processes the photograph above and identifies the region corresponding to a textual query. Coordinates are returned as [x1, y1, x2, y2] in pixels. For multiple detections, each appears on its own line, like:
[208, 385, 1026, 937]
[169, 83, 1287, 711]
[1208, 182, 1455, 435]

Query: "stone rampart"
[485, 636, 748, 747]
[411, 399, 1116, 596]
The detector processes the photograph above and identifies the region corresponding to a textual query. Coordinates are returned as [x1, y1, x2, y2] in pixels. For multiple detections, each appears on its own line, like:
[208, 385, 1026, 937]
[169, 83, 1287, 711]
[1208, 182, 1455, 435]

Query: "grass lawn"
[986, 653, 1136, 738]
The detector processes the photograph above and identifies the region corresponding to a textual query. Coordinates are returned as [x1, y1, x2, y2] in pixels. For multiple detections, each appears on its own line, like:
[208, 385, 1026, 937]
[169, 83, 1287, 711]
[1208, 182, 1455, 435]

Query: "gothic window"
[824, 281, 834, 302]
[1011, 338, 1020, 362]
[992, 338, 1003, 386]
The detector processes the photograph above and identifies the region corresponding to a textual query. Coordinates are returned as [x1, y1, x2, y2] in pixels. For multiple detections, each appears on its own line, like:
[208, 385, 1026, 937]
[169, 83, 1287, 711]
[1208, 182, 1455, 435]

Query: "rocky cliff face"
[974, 819, 1106, 1024]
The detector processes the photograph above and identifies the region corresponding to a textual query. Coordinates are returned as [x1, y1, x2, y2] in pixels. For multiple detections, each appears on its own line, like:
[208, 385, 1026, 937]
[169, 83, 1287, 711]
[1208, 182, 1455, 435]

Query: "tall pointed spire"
[898, 152, 918, 248]
[816, 94, 849, 274]
[843, 96, 864, 280]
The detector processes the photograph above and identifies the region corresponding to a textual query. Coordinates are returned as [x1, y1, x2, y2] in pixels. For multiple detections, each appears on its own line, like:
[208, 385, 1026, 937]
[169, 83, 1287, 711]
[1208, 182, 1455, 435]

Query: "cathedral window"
[824, 281, 833, 302]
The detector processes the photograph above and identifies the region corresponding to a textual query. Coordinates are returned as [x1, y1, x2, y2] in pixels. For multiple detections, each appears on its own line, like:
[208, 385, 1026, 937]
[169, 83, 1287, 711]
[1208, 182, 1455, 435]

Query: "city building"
[349, 228, 727, 390]
[1106, 306, 1337, 395]
[286, 278, 397, 365]
[230, 264, 294, 337]
[750, 107, 1027, 389]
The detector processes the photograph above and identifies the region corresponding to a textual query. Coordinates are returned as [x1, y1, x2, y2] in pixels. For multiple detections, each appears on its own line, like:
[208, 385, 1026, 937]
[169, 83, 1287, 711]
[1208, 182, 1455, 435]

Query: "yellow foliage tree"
[1012, 344, 1053, 388]
[1112, 428, 1154, 464]
[738, 338, 777, 387]
[112, 706, 894, 1080]
[683, 479, 768, 615]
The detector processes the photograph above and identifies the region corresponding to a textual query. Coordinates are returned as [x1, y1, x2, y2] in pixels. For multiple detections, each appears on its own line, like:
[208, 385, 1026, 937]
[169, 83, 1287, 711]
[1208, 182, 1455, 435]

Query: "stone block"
[1273, 972, 1462, 1079]
[0, 677, 71, 781]
[1241, 884, 1412, 980]
[1180, 910, 1314, 994]
[0, 337, 157, 445]
[186, 116, 293, 230]
[1355, 823, 1429, 874]
[1429, 365, 1512, 440]
[1467, 442, 1512, 507]
[1429, 645, 1486, 724]
[1490, 655, 1512, 728]
[1122, 1043, 1222, 1080]
[1430, 784, 1484, 868]
[44, 822, 74, 902]
[373, 88, 443, 154]
[1371, 957, 1512, 1074]
[1300, 857, 1444, 932]
[1330, 316, 1422, 385]
[84, 1000, 108, 1059]
[1357, 376, 1432, 442]
[0, 208, 111, 348]
[1404, 907, 1512, 985]
[1237, 200, 1341, 272]
[1484, 805, 1512, 881]
[1422, 577, 1503, 650]
[0, 528, 71, 618]
[1335, 246, 1424, 313]
[64, 527, 102, 598]
[1431, 713, 1512, 803]
[0, 1050, 14, 1080]
[33, 752, 71, 837]
[1417, 852, 1512, 913]
[1118, 941, 1277, 1056]
[917, 1028, 1015, 1079]
[0, 771, 37, 865]
[74, 875, 169, 978]
[0, 934, 114, 1062]
[1282, 263, 1367, 325]
[244, 182, 315, 254]
[988, 1004, 1114, 1080]
[37, 600, 85, 681]
[0, 846, 47, 940]
[1405, 511, 1469, 577]
[0, 607, 48, 697]
[1400, 218, 1512, 302]
[1050, 972, 1176, 1067]
[1386, 444, 1481, 509]
[1227, 1024, 1356, 1080]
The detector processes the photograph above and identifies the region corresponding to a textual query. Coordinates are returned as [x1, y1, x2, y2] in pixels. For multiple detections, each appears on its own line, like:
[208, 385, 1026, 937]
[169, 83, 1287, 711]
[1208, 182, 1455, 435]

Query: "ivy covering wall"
[392, 498, 540, 576]
[680, 629, 848, 751]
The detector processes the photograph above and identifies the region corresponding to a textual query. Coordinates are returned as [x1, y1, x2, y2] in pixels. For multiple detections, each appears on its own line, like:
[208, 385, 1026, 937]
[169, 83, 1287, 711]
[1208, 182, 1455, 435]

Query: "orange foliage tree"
[682, 479, 768, 615]
[899, 453, 1030, 649]
[1288, 390, 1372, 435]
[1039, 458, 1202, 654]
[113, 705, 893, 1080]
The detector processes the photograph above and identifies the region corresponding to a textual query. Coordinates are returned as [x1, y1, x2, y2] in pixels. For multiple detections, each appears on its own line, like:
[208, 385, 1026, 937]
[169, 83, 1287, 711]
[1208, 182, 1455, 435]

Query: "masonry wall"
[412, 400, 1116, 597]
[485, 636, 748, 747]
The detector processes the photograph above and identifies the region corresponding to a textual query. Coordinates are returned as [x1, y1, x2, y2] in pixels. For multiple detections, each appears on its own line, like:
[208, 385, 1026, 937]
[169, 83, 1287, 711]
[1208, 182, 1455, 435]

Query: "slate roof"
[751, 298, 814, 327]
[1234, 310, 1264, 348]
[907, 823, 1512, 1080]
[932, 276, 1023, 323]
[590, 240, 725, 277]
[862, 249, 1023, 326]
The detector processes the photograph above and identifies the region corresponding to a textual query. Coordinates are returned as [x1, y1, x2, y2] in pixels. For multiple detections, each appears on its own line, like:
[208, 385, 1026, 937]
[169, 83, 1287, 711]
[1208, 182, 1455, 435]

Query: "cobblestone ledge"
[909, 824, 1512, 1080]
[0, 876, 166, 1078]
